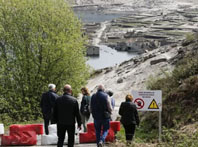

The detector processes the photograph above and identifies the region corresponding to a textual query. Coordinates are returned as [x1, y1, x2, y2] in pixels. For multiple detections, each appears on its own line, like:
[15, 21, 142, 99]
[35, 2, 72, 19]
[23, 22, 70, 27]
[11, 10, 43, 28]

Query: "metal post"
[159, 111, 162, 142]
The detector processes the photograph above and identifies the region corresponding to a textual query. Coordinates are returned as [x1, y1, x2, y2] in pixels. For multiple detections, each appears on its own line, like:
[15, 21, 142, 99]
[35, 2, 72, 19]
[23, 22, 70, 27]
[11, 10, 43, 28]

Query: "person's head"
[48, 84, 56, 91]
[63, 84, 72, 94]
[81, 87, 90, 96]
[97, 84, 105, 91]
[125, 94, 133, 102]
[106, 90, 113, 97]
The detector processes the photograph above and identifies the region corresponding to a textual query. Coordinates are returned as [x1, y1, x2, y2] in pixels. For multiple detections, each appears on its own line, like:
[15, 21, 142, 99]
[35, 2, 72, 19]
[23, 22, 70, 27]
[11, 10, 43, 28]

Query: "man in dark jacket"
[40, 84, 59, 135]
[53, 84, 82, 147]
[90, 85, 112, 147]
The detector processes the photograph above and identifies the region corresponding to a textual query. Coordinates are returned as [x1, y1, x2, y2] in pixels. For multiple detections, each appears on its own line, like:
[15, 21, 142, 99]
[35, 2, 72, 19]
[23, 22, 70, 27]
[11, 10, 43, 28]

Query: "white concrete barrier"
[41, 124, 80, 145]
[0, 124, 4, 135]
[41, 124, 59, 145]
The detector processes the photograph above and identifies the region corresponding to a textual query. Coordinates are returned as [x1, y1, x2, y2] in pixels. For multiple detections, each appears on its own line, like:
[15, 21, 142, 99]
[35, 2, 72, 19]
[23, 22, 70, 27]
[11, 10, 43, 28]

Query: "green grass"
[116, 124, 158, 143]
[116, 125, 125, 142]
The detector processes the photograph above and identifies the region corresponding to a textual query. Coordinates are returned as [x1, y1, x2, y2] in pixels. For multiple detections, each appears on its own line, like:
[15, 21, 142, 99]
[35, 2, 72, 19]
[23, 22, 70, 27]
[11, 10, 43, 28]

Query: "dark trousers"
[123, 124, 136, 141]
[44, 117, 50, 135]
[57, 123, 75, 147]
[43, 113, 53, 135]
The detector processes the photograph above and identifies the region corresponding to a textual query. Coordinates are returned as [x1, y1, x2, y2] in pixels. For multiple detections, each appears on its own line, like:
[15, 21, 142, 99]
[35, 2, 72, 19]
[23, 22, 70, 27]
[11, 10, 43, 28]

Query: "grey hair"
[48, 84, 56, 90]
[97, 84, 105, 91]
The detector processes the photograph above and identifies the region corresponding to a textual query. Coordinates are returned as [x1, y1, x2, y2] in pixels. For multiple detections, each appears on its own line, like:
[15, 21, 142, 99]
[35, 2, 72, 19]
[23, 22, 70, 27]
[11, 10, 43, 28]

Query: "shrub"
[0, 0, 89, 123]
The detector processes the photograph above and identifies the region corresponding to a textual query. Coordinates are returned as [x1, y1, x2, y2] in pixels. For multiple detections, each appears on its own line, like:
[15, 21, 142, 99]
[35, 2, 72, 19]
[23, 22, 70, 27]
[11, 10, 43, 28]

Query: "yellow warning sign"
[148, 99, 159, 109]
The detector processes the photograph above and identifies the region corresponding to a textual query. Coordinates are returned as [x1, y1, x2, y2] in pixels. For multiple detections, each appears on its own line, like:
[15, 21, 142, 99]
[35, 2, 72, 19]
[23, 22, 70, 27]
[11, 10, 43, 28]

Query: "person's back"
[54, 93, 81, 125]
[119, 94, 139, 144]
[119, 101, 139, 125]
[41, 90, 58, 115]
[91, 90, 109, 120]
[90, 85, 112, 147]
[111, 97, 115, 110]
[80, 87, 91, 132]
[80, 95, 91, 115]
[106, 90, 115, 110]
[53, 84, 81, 147]
[40, 84, 58, 135]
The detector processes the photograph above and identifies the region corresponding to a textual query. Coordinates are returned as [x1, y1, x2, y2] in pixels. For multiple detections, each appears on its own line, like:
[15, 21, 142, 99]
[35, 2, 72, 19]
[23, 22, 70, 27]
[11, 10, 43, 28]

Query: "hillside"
[87, 43, 177, 104]
[80, 0, 198, 145]
[84, 0, 198, 105]
[86, 24, 198, 147]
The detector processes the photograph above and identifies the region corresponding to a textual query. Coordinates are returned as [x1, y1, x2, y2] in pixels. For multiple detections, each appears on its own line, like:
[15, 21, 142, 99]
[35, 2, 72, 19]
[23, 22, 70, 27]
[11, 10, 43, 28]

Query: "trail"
[92, 21, 109, 46]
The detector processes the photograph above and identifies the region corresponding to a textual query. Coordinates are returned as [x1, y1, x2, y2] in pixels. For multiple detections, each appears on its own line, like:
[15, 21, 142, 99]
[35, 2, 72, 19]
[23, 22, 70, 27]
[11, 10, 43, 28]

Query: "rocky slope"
[87, 43, 179, 105]
[83, 0, 198, 106]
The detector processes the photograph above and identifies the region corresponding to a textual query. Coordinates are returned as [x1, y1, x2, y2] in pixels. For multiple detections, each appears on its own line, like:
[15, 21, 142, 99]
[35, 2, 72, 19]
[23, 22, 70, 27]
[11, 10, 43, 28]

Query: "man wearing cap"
[40, 84, 59, 135]
[53, 84, 82, 147]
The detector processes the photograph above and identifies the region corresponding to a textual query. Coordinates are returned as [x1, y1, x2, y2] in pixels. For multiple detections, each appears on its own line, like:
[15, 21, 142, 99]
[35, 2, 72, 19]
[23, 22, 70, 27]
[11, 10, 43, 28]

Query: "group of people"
[40, 83, 139, 147]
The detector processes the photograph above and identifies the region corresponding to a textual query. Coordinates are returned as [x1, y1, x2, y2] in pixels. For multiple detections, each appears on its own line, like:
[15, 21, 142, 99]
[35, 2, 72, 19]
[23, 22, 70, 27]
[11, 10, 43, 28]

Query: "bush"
[0, 0, 89, 123]
[146, 54, 198, 128]
[162, 127, 198, 147]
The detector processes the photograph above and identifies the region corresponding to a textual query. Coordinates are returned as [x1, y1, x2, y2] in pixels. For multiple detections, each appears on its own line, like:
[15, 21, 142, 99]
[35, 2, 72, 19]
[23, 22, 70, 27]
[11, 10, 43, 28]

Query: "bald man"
[53, 84, 82, 147]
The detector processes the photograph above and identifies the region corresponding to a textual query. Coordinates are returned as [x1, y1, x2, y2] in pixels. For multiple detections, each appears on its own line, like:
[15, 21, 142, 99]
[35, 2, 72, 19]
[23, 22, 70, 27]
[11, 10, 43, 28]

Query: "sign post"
[131, 90, 162, 142]
[159, 111, 162, 142]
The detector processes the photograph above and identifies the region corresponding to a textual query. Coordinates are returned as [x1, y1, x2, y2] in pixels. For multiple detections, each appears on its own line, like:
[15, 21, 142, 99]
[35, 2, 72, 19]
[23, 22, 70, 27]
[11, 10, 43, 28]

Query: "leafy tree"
[0, 0, 89, 122]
